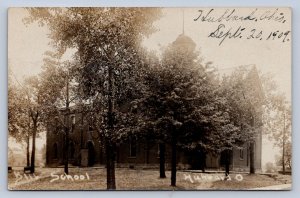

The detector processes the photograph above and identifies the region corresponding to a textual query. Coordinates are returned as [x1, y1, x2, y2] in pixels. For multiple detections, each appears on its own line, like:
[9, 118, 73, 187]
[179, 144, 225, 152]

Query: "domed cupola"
[171, 10, 197, 53]
[172, 33, 196, 51]
[173, 34, 196, 50]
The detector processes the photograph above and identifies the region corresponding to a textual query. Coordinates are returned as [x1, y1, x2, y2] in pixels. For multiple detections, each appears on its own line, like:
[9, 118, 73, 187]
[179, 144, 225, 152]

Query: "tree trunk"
[30, 122, 37, 173]
[249, 113, 255, 174]
[26, 134, 30, 167]
[146, 141, 149, 164]
[282, 112, 286, 174]
[64, 125, 69, 175]
[171, 135, 177, 186]
[106, 142, 116, 190]
[282, 139, 285, 174]
[27, 111, 31, 167]
[225, 150, 230, 178]
[200, 151, 206, 173]
[106, 62, 116, 190]
[159, 143, 166, 178]
[225, 161, 230, 177]
[80, 113, 84, 149]
[249, 142, 255, 174]
[64, 75, 70, 175]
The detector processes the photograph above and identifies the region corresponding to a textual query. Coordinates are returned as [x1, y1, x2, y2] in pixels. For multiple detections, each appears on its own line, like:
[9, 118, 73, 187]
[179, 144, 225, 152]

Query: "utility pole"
[249, 113, 255, 174]
[171, 129, 177, 186]
[64, 71, 70, 175]
[106, 62, 116, 190]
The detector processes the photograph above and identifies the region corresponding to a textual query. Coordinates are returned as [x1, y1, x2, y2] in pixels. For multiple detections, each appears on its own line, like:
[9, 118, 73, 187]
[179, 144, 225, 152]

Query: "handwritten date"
[209, 24, 290, 46]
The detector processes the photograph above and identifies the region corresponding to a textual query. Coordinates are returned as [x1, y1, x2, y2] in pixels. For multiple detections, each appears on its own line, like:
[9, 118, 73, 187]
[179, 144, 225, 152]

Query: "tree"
[159, 38, 203, 186]
[260, 73, 292, 174]
[269, 104, 292, 174]
[38, 53, 84, 174]
[25, 8, 162, 189]
[20, 65, 66, 173]
[140, 34, 223, 186]
[8, 68, 52, 171]
[23, 76, 43, 173]
[220, 66, 264, 175]
[8, 71, 32, 167]
[275, 140, 292, 171]
[265, 161, 277, 173]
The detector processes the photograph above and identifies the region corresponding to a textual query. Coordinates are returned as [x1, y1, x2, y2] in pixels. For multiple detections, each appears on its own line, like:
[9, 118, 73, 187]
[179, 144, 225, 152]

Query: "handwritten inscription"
[193, 8, 291, 46]
[50, 172, 90, 182]
[183, 173, 243, 183]
[12, 171, 90, 184]
[14, 172, 40, 185]
[194, 8, 287, 23]
[208, 24, 290, 46]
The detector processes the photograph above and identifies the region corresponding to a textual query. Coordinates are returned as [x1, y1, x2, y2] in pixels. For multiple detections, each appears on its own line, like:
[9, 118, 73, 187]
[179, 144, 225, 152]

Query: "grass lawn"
[8, 167, 291, 190]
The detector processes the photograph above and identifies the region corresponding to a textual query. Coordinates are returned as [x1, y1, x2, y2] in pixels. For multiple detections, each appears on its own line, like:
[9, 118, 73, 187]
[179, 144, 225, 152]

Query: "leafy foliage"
[260, 73, 292, 171]
[8, 72, 30, 142]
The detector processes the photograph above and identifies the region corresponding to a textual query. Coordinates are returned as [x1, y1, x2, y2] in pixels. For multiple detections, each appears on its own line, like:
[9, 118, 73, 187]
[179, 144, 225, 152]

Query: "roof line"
[218, 64, 256, 71]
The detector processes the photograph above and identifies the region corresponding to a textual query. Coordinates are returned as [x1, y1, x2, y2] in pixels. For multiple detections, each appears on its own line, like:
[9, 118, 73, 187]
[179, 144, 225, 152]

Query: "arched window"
[53, 143, 58, 159]
[70, 115, 75, 133]
[71, 115, 76, 125]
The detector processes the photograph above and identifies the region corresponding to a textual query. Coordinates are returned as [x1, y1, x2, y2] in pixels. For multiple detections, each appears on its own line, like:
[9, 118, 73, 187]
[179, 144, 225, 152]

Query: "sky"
[8, 8, 292, 167]
[142, 8, 291, 100]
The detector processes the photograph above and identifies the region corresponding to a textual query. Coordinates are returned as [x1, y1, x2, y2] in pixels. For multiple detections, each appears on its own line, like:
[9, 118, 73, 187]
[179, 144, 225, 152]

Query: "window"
[88, 119, 94, 131]
[54, 125, 59, 134]
[70, 115, 75, 133]
[88, 115, 95, 132]
[157, 144, 160, 158]
[71, 115, 76, 125]
[129, 138, 137, 158]
[54, 116, 59, 134]
[88, 124, 93, 132]
[157, 143, 165, 158]
[87, 141, 95, 166]
[53, 143, 58, 159]
[239, 148, 244, 160]
[69, 142, 75, 159]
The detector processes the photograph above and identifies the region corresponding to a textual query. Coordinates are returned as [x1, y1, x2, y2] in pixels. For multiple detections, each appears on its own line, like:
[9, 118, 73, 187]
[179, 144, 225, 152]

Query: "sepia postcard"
[8, 7, 292, 190]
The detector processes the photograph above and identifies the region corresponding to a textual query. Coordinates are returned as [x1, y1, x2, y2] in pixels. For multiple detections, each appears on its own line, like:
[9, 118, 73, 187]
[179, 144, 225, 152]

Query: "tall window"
[71, 115, 76, 125]
[54, 116, 59, 134]
[88, 121, 94, 132]
[69, 141, 75, 159]
[70, 115, 75, 133]
[157, 144, 160, 158]
[239, 148, 244, 160]
[53, 143, 58, 159]
[129, 137, 137, 158]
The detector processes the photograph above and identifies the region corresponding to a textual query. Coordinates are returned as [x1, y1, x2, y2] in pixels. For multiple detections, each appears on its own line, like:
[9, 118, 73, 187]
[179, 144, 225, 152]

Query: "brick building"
[46, 33, 263, 172]
[46, 108, 262, 171]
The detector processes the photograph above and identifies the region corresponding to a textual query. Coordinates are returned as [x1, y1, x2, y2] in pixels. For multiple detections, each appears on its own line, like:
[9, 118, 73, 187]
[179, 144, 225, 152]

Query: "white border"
[1, 0, 299, 197]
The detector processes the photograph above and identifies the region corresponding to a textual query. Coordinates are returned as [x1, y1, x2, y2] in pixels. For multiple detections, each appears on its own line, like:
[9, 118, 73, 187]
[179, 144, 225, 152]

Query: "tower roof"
[172, 33, 196, 51]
